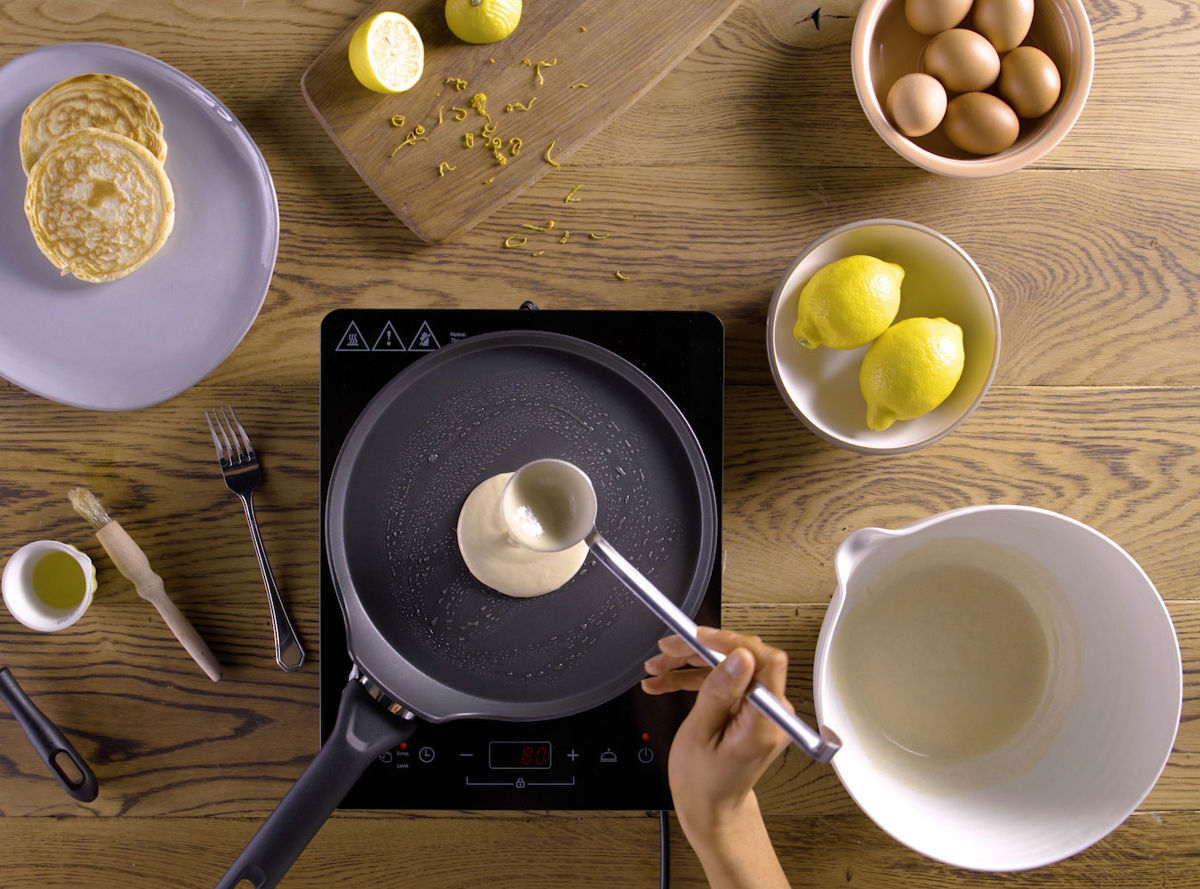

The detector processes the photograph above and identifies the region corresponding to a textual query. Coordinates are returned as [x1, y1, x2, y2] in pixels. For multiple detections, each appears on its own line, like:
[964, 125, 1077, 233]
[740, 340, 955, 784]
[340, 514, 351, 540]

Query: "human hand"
[641, 627, 792, 838]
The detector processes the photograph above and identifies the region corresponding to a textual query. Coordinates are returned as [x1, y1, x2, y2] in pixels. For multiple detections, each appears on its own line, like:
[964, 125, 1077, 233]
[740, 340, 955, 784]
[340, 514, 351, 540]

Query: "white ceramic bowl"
[852, 0, 1094, 176]
[814, 506, 1183, 871]
[766, 219, 1000, 453]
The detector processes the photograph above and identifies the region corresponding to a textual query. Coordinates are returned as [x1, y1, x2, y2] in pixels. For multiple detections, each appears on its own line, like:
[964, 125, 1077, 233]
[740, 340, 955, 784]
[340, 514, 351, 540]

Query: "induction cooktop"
[319, 306, 723, 810]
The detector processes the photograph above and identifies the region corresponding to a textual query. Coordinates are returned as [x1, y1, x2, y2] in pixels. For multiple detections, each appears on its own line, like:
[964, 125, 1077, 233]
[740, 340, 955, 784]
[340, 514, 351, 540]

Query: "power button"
[637, 746, 655, 764]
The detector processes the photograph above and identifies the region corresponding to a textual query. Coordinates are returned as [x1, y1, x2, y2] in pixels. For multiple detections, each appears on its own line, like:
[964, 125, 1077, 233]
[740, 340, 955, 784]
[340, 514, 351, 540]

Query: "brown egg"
[905, 0, 974, 35]
[973, 0, 1035, 52]
[999, 46, 1062, 117]
[943, 92, 1020, 154]
[922, 29, 1002, 93]
[886, 73, 948, 137]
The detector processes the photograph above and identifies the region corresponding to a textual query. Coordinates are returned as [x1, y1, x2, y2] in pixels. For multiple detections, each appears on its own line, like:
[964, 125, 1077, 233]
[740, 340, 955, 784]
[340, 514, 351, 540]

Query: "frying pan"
[216, 331, 718, 888]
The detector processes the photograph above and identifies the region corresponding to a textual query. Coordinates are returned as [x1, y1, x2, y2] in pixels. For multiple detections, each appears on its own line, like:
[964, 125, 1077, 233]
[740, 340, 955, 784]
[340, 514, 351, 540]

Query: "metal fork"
[205, 406, 305, 672]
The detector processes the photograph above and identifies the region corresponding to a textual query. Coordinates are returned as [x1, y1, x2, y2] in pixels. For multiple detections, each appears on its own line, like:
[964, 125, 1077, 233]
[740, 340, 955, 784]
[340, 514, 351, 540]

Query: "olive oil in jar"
[31, 549, 88, 611]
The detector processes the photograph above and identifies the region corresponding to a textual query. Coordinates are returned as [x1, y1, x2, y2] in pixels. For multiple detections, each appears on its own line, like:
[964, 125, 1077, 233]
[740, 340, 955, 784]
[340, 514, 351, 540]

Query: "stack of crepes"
[21, 73, 175, 283]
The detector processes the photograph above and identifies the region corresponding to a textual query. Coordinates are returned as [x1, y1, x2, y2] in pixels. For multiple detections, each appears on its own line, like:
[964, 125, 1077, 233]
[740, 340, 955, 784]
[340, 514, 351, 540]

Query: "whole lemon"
[859, 317, 965, 431]
[793, 255, 904, 350]
[445, 0, 522, 44]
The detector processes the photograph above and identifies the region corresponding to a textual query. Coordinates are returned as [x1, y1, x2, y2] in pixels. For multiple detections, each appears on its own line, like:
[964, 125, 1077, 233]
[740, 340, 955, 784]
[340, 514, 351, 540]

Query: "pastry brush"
[68, 487, 223, 682]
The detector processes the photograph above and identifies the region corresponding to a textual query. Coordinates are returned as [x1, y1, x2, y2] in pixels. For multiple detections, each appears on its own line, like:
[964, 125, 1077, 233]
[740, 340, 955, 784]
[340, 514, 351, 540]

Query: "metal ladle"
[500, 459, 840, 764]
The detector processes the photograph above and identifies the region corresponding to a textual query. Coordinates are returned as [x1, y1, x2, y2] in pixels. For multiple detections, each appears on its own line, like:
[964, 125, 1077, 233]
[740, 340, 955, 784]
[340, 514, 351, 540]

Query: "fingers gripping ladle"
[500, 459, 840, 764]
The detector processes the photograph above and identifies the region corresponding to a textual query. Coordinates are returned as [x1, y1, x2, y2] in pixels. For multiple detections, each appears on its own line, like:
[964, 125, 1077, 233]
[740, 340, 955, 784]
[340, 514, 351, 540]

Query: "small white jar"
[2, 540, 97, 631]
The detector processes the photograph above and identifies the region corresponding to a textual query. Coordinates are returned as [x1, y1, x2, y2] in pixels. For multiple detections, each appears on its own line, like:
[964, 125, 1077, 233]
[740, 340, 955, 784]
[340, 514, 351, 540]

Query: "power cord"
[658, 809, 671, 888]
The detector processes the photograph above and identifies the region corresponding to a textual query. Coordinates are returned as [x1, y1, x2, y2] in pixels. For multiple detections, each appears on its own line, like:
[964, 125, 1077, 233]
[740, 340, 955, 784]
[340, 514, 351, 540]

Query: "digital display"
[489, 741, 552, 770]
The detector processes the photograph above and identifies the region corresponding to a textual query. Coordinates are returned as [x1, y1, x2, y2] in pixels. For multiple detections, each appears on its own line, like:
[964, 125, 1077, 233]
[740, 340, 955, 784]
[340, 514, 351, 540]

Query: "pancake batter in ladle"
[497, 458, 841, 764]
[456, 472, 589, 598]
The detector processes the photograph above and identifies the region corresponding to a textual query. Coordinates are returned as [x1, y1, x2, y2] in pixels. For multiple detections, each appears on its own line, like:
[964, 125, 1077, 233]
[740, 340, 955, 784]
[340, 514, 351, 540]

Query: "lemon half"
[445, 0, 522, 44]
[859, 317, 965, 431]
[348, 12, 425, 93]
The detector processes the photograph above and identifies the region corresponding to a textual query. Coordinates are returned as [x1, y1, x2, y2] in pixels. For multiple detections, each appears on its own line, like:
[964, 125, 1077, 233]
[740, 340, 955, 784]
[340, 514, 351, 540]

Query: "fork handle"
[239, 495, 305, 672]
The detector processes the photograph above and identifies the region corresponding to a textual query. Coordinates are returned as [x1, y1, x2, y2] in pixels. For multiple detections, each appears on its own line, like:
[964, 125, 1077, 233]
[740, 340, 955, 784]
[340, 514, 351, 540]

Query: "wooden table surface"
[1, 1, 1197, 886]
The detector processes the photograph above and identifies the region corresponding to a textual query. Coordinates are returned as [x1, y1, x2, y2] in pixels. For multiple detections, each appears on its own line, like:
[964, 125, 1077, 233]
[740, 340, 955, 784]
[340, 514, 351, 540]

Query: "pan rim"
[325, 329, 718, 722]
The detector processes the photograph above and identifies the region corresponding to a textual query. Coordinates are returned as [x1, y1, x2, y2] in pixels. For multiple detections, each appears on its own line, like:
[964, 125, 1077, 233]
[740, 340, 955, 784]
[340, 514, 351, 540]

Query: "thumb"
[688, 647, 755, 738]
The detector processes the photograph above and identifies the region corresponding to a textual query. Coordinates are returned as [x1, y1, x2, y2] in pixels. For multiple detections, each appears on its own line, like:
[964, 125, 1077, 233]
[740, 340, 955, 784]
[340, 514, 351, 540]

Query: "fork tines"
[205, 406, 255, 467]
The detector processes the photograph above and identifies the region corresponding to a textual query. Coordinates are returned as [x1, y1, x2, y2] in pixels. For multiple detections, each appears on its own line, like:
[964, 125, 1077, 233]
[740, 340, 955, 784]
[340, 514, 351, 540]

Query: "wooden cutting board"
[301, 0, 740, 244]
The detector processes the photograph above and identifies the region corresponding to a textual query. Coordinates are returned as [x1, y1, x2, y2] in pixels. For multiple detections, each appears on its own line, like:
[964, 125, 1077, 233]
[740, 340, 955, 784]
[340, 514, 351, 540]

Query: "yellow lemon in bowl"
[445, 0, 522, 44]
[348, 11, 425, 93]
[859, 317, 965, 431]
[793, 254, 904, 350]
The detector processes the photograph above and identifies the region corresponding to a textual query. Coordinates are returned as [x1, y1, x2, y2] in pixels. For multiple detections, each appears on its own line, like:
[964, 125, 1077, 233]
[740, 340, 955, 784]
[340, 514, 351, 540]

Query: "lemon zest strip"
[504, 235, 528, 248]
[389, 114, 406, 127]
[451, 106, 469, 121]
[615, 270, 629, 280]
[522, 220, 556, 232]
[571, 83, 588, 89]
[463, 132, 475, 148]
[470, 92, 493, 124]
[588, 232, 611, 240]
[544, 138, 561, 167]
[438, 161, 456, 176]
[534, 58, 557, 86]
[390, 129, 429, 156]
[559, 230, 570, 243]
[564, 184, 583, 203]
[509, 137, 523, 156]
[445, 77, 468, 91]
[505, 98, 537, 112]
[531, 250, 545, 256]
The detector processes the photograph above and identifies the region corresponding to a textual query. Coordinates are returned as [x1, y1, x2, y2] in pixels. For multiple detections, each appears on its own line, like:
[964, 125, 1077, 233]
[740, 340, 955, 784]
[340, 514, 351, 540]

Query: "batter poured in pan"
[457, 473, 589, 597]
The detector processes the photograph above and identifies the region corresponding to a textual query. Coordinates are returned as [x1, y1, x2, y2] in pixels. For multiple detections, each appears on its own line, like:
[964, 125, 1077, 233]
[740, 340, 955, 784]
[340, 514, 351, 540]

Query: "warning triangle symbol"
[335, 321, 371, 352]
[373, 321, 406, 351]
[408, 320, 441, 351]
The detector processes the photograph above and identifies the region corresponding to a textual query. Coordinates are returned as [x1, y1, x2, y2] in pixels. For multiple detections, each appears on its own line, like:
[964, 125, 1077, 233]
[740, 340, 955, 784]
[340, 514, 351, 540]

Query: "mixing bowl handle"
[214, 676, 417, 889]
[588, 533, 840, 763]
[0, 666, 98, 802]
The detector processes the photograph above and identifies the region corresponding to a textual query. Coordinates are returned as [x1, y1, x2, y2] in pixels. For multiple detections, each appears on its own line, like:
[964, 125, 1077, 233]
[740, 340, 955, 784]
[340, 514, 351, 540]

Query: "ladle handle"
[588, 532, 840, 764]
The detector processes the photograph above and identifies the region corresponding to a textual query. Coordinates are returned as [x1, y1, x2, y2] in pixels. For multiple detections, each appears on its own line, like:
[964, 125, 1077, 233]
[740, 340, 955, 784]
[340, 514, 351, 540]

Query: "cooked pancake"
[24, 127, 175, 284]
[20, 73, 166, 174]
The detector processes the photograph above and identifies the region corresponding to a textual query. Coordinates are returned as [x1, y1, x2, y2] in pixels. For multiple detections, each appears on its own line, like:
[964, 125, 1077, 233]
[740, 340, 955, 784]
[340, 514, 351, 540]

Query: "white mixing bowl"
[814, 506, 1182, 871]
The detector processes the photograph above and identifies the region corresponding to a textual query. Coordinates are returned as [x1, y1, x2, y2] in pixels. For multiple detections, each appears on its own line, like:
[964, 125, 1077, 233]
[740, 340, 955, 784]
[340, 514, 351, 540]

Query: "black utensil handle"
[0, 667, 99, 802]
[215, 677, 417, 889]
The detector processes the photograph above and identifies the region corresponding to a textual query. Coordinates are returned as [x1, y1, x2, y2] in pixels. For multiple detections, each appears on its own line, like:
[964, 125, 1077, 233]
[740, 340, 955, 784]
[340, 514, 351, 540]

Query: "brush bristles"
[68, 487, 112, 530]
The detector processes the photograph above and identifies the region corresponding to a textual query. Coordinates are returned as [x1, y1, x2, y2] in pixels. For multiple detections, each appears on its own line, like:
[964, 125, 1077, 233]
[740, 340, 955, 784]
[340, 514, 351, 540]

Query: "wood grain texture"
[302, 0, 740, 243]
[1, 0, 1198, 885]
[0, 807, 1198, 889]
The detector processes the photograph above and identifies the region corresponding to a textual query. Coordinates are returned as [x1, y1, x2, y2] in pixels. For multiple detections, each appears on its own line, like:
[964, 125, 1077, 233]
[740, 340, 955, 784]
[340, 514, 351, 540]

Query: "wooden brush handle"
[96, 523, 223, 682]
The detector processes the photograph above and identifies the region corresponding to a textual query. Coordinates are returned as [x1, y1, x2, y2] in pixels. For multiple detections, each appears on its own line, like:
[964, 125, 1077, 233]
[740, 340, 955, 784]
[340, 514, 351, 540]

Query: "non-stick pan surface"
[216, 330, 718, 889]
[326, 329, 718, 721]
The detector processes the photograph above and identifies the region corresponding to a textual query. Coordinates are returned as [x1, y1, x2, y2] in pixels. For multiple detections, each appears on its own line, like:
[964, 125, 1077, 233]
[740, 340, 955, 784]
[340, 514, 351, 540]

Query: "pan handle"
[0, 667, 99, 802]
[215, 677, 417, 889]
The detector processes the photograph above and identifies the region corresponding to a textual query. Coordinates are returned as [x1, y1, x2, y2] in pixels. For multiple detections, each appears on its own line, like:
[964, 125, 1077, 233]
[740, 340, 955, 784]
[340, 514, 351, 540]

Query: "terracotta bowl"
[852, 0, 1094, 176]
